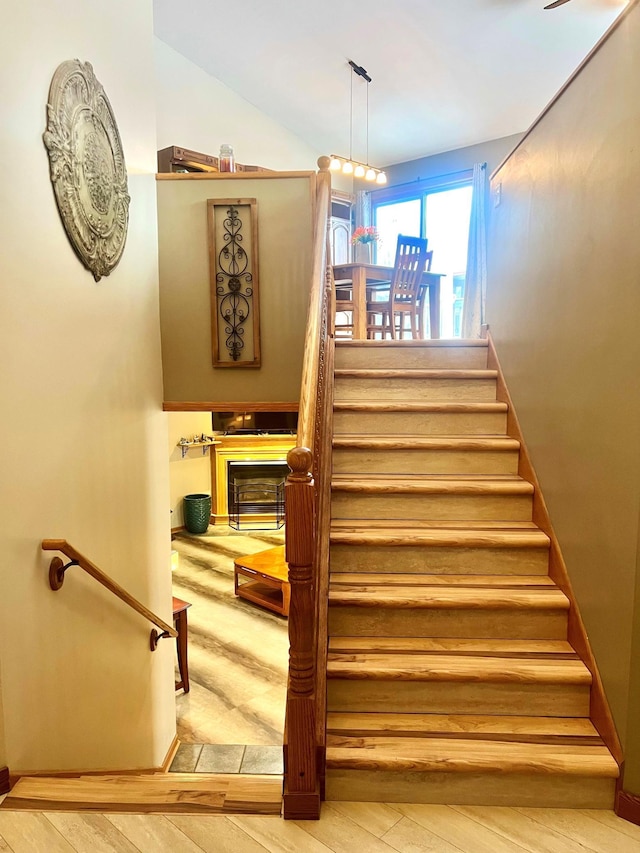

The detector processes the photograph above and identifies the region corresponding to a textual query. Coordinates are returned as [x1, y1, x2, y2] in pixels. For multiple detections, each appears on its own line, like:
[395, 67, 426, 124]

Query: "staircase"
[324, 338, 619, 807]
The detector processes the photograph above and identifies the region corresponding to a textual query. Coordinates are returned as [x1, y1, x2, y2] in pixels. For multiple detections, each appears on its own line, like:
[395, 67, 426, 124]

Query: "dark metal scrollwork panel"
[208, 199, 261, 367]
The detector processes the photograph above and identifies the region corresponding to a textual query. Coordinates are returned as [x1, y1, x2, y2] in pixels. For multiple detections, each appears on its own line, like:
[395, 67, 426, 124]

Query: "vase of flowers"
[351, 225, 380, 263]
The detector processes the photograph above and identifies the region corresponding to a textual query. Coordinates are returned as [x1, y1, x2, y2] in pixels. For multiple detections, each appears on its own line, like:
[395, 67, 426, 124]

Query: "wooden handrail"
[295, 158, 332, 453]
[283, 156, 333, 820]
[42, 539, 178, 647]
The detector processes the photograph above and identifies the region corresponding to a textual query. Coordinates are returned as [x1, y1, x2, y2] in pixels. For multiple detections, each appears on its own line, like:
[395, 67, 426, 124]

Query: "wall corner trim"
[0, 766, 10, 794]
[616, 788, 640, 826]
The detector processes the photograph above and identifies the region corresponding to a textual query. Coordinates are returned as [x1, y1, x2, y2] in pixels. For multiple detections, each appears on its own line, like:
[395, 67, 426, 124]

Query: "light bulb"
[365, 168, 376, 182]
[376, 171, 387, 185]
[330, 157, 342, 171]
[354, 164, 365, 178]
[342, 161, 354, 174]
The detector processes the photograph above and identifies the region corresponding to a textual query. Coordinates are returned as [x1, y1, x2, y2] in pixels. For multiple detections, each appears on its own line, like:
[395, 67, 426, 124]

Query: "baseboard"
[616, 788, 640, 826]
[171, 525, 186, 535]
[8, 736, 180, 783]
[0, 766, 9, 794]
[161, 734, 180, 773]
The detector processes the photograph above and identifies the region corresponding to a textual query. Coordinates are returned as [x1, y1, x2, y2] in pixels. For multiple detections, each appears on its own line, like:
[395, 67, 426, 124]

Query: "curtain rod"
[370, 163, 485, 194]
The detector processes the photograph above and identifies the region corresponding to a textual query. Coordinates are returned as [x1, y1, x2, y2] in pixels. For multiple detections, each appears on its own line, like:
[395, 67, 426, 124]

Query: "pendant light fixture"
[330, 60, 387, 185]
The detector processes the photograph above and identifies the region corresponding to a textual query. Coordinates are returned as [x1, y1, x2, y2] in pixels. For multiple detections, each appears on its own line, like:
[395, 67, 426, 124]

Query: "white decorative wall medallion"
[43, 60, 130, 282]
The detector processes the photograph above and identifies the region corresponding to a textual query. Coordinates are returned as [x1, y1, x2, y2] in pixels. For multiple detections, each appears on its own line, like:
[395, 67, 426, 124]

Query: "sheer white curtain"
[354, 190, 372, 263]
[461, 163, 488, 338]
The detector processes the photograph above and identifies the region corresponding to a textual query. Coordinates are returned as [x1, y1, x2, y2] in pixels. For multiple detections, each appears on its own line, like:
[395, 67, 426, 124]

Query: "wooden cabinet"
[330, 191, 355, 265]
[157, 145, 272, 174]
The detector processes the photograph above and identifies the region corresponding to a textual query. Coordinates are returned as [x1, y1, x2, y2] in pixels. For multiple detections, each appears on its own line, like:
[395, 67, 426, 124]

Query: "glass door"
[373, 183, 473, 337]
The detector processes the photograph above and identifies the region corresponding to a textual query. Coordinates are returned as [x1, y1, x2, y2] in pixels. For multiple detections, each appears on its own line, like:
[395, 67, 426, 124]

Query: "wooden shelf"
[177, 440, 220, 458]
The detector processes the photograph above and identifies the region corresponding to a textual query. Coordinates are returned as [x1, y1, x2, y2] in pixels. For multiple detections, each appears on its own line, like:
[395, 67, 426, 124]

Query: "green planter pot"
[183, 493, 212, 534]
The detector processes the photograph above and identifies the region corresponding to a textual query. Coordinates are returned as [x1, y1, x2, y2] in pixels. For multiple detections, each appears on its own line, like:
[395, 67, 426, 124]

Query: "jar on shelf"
[219, 144, 235, 173]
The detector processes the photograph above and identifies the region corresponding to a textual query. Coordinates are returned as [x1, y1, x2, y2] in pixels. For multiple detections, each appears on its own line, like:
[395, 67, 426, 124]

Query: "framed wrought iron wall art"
[207, 198, 261, 367]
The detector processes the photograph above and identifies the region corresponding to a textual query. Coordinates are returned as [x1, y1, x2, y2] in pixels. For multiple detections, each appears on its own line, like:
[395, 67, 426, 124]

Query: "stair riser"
[325, 769, 614, 808]
[331, 492, 533, 522]
[333, 411, 507, 436]
[332, 448, 519, 476]
[334, 378, 497, 403]
[335, 346, 488, 370]
[328, 606, 567, 640]
[327, 680, 589, 717]
[329, 544, 550, 575]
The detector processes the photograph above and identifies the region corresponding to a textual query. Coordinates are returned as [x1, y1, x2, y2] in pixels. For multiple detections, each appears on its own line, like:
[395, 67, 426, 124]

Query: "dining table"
[332, 262, 444, 340]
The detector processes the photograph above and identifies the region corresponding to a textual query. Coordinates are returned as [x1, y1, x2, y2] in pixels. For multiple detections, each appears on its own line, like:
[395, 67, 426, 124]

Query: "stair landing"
[0, 773, 283, 814]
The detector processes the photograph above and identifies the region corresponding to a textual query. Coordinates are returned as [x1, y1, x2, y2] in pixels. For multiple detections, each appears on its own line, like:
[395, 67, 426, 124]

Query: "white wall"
[168, 413, 213, 527]
[0, 0, 175, 771]
[155, 38, 321, 171]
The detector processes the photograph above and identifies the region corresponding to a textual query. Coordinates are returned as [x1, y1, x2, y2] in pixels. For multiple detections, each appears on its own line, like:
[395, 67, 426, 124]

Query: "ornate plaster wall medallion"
[43, 60, 130, 281]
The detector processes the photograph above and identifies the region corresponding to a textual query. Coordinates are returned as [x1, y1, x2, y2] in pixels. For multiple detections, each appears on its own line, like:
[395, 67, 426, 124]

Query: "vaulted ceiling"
[153, 0, 626, 166]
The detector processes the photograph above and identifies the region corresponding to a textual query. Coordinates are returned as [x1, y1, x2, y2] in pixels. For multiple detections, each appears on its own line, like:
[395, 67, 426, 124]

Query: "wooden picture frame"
[207, 198, 261, 367]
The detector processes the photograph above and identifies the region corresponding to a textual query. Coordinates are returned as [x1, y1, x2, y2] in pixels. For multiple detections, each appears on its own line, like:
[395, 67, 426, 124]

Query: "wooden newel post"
[284, 446, 320, 819]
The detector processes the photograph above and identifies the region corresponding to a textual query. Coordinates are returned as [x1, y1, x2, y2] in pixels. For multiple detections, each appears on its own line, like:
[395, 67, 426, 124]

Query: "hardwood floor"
[0, 798, 638, 852]
[171, 528, 287, 745]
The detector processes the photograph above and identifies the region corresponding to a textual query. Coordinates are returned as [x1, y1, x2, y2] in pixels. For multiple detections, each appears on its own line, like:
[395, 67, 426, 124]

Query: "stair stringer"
[487, 330, 623, 766]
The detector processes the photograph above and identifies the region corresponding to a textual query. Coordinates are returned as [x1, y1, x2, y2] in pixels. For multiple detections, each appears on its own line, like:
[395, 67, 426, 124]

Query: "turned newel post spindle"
[284, 445, 320, 818]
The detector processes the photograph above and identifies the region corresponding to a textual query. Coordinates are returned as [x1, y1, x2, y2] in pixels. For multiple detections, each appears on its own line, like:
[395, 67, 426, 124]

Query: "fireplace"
[227, 460, 288, 530]
[210, 434, 296, 526]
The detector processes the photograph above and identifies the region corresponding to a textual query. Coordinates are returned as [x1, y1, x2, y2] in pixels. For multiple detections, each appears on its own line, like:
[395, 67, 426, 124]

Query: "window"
[372, 176, 473, 338]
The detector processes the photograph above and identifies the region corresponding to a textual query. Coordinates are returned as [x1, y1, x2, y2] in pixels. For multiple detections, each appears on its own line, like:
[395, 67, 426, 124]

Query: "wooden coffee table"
[233, 545, 290, 617]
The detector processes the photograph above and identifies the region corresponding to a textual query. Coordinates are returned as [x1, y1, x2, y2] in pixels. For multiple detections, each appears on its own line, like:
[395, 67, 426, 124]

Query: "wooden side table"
[172, 596, 192, 693]
[233, 545, 290, 617]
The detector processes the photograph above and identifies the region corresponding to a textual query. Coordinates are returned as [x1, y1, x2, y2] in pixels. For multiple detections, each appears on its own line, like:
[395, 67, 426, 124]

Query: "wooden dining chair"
[366, 235, 430, 340]
[334, 273, 355, 338]
[415, 249, 434, 338]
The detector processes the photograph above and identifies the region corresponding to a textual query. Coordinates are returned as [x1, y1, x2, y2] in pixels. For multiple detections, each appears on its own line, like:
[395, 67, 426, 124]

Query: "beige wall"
[158, 175, 314, 404]
[487, 3, 640, 791]
[0, 0, 175, 771]
[154, 39, 321, 171]
[168, 412, 213, 526]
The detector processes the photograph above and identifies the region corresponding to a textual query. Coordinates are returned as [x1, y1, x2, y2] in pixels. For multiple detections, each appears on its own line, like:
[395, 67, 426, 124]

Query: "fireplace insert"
[227, 460, 287, 530]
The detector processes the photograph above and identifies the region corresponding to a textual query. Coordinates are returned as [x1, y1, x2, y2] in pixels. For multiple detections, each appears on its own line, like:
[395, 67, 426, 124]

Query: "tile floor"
[169, 743, 283, 775]
[172, 527, 288, 746]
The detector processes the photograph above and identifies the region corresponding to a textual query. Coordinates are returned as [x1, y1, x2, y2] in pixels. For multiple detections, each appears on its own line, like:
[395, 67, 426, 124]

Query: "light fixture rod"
[366, 78, 369, 166]
[349, 64, 353, 162]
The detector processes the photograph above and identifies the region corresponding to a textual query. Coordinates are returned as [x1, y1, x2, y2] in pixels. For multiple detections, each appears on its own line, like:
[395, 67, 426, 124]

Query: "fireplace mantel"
[211, 435, 297, 525]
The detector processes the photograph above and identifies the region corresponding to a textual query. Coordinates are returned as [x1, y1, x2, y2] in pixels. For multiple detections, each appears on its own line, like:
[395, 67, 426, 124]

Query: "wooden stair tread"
[328, 637, 577, 655]
[325, 736, 619, 777]
[331, 520, 540, 529]
[330, 523, 549, 550]
[335, 339, 489, 349]
[1, 773, 283, 814]
[328, 582, 569, 609]
[333, 435, 520, 450]
[326, 712, 600, 740]
[330, 574, 556, 588]
[331, 475, 534, 495]
[326, 651, 590, 684]
[335, 369, 497, 379]
[334, 401, 507, 413]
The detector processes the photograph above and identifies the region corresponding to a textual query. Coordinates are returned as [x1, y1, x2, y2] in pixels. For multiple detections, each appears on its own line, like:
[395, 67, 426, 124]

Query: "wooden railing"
[42, 539, 177, 648]
[283, 156, 334, 820]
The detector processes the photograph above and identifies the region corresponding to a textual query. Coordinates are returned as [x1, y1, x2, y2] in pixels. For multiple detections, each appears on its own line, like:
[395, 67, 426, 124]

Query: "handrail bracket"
[149, 628, 173, 652]
[49, 557, 79, 591]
